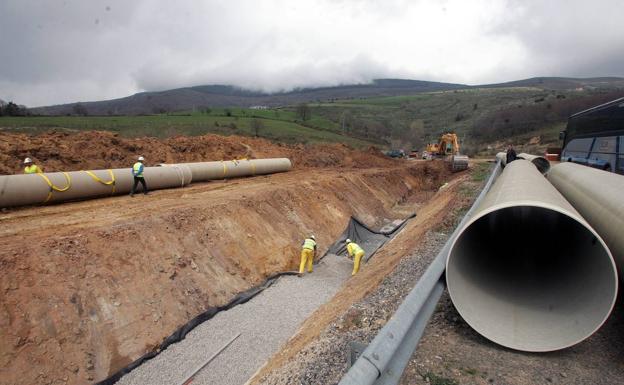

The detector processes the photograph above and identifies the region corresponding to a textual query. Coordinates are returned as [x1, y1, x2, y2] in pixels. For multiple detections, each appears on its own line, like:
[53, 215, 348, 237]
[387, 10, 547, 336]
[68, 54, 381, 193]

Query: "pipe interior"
[447, 205, 616, 352]
[531, 158, 550, 174]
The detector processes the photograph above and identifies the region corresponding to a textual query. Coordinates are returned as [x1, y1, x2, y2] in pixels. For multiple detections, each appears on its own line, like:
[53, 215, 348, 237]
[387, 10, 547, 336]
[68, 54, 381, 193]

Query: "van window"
[563, 137, 594, 159]
[591, 136, 617, 153]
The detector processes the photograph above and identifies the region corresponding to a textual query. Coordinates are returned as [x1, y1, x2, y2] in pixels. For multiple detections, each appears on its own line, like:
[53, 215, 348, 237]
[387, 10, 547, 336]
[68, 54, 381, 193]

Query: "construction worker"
[23, 158, 43, 174]
[298, 235, 317, 277]
[130, 156, 149, 197]
[345, 238, 365, 276]
[506, 144, 517, 164]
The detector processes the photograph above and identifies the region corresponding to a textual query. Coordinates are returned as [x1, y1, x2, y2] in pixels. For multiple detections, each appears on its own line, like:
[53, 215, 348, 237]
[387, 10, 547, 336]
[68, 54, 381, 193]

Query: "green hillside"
[0, 108, 373, 147]
[304, 87, 624, 154]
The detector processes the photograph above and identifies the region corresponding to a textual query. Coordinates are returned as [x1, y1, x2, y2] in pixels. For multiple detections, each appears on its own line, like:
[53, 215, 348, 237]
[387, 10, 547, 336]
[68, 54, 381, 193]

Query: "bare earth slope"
[0, 130, 451, 385]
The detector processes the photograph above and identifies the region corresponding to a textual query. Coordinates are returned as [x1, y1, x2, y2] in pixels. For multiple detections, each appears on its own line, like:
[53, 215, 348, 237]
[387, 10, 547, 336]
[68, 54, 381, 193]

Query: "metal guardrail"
[339, 161, 502, 385]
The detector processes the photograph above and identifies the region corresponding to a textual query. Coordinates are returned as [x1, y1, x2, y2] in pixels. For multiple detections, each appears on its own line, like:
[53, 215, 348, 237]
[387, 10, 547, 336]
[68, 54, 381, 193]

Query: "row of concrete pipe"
[0, 158, 292, 208]
[447, 154, 623, 352]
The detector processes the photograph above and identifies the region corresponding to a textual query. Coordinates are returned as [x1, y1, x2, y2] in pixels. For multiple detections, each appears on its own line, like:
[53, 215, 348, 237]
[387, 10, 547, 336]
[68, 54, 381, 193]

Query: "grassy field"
[0, 108, 373, 147]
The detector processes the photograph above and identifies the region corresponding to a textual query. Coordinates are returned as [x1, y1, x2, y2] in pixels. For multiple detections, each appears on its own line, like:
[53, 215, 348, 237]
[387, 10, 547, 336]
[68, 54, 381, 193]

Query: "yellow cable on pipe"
[83, 169, 116, 194]
[36, 172, 72, 203]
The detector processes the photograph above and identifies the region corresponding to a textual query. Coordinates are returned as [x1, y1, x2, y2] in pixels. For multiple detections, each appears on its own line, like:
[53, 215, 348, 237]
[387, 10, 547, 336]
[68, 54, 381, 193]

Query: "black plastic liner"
[97, 214, 414, 385]
[95, 271, 297, 385]
[322, 213, 416, 263]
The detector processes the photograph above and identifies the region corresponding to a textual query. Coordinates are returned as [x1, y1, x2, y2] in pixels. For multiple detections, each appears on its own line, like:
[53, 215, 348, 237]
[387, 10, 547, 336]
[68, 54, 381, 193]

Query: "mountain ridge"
[29, 77, 624, 116]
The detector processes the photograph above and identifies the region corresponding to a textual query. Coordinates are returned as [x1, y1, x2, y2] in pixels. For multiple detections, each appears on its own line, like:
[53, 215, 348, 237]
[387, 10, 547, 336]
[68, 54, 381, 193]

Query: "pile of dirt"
[0, 130, 396, 175]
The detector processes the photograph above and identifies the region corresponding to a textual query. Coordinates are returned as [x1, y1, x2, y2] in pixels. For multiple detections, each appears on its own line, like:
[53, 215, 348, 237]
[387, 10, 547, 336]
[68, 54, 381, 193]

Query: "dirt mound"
[0, 131, 396, 175]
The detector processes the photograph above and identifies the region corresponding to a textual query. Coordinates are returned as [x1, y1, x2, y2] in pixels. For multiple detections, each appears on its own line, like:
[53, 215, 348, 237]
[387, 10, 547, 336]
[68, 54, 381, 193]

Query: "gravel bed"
[255, 230, 450, 385]
[115, 253, 352, 385]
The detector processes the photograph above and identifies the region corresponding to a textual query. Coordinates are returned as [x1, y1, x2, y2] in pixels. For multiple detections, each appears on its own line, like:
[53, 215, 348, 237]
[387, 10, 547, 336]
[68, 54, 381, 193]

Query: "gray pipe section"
[0, 158, 291, 208]
[496, 152, 550, 174]
[161, 158, 292, 182]
[547, 162, 624, 279]
[496, 151, 507, 165]
[0, 165, 193, 208]
[517, 153, 550, 174]
[446, 159, 618, 352]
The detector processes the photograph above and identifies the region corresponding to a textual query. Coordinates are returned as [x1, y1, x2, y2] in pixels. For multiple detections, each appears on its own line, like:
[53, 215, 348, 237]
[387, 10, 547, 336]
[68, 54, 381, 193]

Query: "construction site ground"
[2, 130, 621, 385]
[252, 166, 624, 385]
[0, 130, 454, 385]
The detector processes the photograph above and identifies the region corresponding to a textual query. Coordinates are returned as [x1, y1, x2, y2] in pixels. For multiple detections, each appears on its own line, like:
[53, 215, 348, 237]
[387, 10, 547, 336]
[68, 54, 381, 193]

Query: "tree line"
[0, 101, 29, 116]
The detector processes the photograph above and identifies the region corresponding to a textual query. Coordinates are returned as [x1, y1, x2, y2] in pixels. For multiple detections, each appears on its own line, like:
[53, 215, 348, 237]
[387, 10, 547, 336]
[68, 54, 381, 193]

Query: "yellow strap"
[36, 172, 72, 203]
[222, 161, 227, 178]
[250, 160, 256, 176]
[83, 169, 116, 195]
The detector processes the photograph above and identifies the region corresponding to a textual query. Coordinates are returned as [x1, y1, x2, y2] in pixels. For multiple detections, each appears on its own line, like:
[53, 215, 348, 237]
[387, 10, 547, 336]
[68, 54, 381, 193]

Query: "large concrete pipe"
[162, 158, 292, 182]
[548, 162, 624, 279]
[496, 152, 550, 174]
[446, 159, 618, 352]
[496, 152, 507, 165]
[0, 166, 192, 208]
[517, 153, 550, 174]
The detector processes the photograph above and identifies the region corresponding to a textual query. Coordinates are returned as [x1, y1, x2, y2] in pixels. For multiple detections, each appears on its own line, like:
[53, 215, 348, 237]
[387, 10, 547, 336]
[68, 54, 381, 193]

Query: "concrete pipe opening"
[447, 204, 617, 352]
[517, 153, 550, 174]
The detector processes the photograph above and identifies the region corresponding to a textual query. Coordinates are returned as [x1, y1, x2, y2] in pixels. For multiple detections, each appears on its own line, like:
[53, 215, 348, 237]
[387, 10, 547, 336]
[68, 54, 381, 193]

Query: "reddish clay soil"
[0, 130, 454, 385]
[0, 130, 396, 174]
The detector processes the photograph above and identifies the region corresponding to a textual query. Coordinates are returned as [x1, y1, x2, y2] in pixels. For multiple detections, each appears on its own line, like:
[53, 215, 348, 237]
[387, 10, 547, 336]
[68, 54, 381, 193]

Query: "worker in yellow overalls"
[23, 157, 43, 174]
[345, 238, 365, 276]
[298, 235, 317, 277]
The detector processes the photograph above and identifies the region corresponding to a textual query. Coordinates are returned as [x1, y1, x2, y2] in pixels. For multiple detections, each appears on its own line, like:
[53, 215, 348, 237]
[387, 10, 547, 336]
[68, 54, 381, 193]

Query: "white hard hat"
[345, 238, 352, 244]
[310, 235, 316, 240]
[138, 156, 145, 161]
[24, 157, 32, 164]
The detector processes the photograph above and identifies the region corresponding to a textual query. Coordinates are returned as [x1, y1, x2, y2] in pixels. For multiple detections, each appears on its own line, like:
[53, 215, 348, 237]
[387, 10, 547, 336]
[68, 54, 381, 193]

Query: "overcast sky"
[1, 0, 623, 107]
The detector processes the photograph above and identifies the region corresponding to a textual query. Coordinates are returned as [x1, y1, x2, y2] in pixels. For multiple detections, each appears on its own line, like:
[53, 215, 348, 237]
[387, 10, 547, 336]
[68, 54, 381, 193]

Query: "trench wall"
[0, 162, 448, 385]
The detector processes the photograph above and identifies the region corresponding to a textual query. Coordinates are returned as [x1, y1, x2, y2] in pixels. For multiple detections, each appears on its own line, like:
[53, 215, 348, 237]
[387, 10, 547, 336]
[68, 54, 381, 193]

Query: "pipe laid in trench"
[446, 159, 618, 352]
[547, 162, 624, 279]
[496, 152, 550, 174]
[0, 158, 291, 208]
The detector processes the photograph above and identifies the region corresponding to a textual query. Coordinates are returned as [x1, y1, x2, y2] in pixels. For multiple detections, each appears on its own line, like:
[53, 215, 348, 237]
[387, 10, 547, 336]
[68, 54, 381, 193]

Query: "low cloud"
[1, 0, 623, 107]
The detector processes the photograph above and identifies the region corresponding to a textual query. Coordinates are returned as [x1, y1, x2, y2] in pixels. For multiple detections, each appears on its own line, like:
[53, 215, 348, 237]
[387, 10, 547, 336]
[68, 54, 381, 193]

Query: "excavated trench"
[0, 161, 450, 385]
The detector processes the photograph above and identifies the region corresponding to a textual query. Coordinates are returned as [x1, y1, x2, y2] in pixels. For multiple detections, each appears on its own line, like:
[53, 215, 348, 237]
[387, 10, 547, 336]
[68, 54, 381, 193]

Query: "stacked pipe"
[446, 159, 618, 352]
[496, 151, 550, 174]
[0, 158, 292, 208]
[547, 162, 624, 279]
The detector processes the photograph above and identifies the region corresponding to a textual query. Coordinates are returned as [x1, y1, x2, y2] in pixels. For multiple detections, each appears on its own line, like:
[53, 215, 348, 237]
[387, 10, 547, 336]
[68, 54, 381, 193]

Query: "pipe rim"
[446, 201, 618, 352]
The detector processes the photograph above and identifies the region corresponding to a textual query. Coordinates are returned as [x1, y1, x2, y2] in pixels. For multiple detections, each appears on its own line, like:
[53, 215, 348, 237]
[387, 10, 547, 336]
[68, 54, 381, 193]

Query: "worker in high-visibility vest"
[345, 238, 365, 275]
[298, 235, 317, 277]
[23, 157, 43, 174]
[130, 156, 149, 197]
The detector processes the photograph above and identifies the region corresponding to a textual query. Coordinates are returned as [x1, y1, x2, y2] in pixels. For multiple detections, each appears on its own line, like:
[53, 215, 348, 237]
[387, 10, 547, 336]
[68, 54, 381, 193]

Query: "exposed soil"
[0, 130, 451, 385]
[0, 130, 395, 175]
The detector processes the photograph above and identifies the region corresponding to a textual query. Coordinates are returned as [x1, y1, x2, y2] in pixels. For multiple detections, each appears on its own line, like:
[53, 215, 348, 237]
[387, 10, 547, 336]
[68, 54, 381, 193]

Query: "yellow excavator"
[424, 133, 469, 171]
